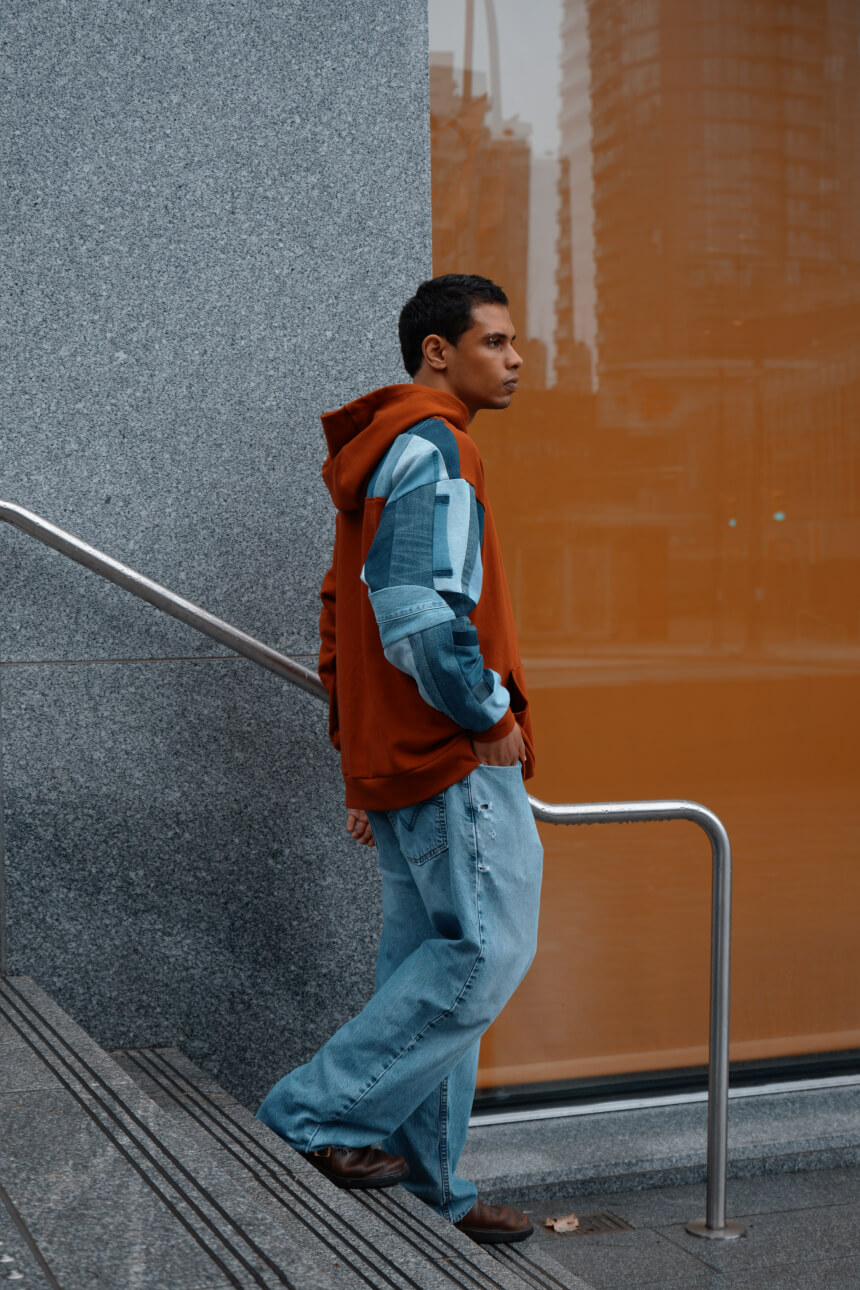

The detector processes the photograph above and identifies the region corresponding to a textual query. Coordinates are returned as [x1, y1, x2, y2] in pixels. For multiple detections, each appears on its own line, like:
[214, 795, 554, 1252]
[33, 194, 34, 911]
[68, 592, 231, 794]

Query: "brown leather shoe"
[454, 1198, 534, 1244]
[298, 1145, 409, 1190]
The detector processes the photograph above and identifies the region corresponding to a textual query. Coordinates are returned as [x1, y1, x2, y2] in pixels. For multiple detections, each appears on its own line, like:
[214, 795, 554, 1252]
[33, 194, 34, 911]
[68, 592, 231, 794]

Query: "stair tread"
[113, 1042, 592, 1290]
[0, 977, 593, 1290]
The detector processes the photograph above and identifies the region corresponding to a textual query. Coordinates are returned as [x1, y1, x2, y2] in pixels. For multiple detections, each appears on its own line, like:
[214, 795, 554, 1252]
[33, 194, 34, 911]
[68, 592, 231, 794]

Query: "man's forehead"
[467, 301, 516, 336]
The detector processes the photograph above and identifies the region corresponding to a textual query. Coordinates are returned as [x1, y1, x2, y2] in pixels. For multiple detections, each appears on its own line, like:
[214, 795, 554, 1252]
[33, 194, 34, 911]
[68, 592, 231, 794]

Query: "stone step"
[461, 1081, 860, 1210]
[112, 1042, 594, 1290]
[0, 976, 592, 1290]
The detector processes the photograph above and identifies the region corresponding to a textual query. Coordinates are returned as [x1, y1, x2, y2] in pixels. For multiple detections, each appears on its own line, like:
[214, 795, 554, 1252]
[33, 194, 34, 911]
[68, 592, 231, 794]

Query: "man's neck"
[411, 373, 475, 422]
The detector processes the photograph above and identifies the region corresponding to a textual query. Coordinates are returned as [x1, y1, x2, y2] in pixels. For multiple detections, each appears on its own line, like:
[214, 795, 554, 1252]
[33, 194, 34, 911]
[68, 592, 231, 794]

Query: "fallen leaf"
[544, 1211, 579, 1233]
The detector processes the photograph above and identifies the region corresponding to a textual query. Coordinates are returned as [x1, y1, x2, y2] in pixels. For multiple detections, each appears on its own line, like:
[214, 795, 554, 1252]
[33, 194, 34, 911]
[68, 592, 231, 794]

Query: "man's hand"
[471, 722, 526, 769]
[347, 808, 375, 847]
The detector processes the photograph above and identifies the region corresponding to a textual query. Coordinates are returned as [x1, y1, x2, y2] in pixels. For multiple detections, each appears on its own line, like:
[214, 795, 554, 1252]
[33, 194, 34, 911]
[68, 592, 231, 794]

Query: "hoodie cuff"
[469, 707, 516, 742]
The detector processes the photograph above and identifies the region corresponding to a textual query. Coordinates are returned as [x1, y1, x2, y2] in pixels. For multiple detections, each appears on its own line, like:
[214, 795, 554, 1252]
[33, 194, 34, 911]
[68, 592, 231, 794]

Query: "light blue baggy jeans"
[256, 762, 543, 1223]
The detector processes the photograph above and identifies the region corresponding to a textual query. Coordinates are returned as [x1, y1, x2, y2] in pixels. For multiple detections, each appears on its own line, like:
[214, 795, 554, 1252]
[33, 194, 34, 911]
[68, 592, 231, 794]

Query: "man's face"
[440, 302, 522, 417]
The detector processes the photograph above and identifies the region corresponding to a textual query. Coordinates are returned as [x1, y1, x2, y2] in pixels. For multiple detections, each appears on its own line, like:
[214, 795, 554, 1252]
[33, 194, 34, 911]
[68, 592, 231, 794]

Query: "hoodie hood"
[321, 384, 469, 512]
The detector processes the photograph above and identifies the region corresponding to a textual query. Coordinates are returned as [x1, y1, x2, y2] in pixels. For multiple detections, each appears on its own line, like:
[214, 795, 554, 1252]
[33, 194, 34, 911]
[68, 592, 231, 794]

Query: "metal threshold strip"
[469, 1071, 860, 1127]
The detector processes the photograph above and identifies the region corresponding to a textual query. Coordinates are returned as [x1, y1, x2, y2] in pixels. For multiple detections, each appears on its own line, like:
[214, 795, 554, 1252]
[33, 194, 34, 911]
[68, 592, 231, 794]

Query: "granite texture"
[533, 1227, 709, 1290]
[0, 1090, 239, 1290]
[113, 1040, 560, 1290]
[0, 1034, 62, 1095]
[0, 0, 432, 1112]
[3, 976, 487, 1290]
[0, 0, 431, 663]
[111, 1037, 562, 1290]
[489, 1243, 596, 1290]
[662, 1201, 860, 1273]
[2, 661, 383, 1109]
[518, 1166, 860, 1290]
[20, 979, 860, 1290]
[0, 1196, 54, 1290]
[0, 978, 358, 1289]
[527, 1164, 860, 1233]
[462, 1084, 860, 1204]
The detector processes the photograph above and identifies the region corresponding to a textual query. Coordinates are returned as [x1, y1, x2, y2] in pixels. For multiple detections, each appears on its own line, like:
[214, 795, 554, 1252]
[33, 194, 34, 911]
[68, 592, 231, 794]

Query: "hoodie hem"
[344, 745, 480, 811]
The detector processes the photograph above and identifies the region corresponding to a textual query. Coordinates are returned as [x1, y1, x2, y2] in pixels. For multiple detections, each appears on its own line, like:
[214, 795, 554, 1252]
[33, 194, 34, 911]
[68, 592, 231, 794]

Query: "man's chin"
[488, 391, 515, 409]
[470, 391, 515, 414]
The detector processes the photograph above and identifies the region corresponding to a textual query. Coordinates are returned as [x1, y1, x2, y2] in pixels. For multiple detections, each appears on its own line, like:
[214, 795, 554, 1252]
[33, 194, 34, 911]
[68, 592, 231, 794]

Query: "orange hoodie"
[319, 383, 535, 810]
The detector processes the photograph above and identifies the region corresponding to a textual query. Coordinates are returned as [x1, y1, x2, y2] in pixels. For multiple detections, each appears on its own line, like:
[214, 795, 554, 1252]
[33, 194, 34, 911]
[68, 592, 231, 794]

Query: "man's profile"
[257, 274, 543, 1244]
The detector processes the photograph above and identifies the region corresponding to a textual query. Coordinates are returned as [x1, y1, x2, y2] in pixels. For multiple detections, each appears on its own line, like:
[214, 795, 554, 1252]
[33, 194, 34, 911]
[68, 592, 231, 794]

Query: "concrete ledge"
[460, 1085, 860, 1206]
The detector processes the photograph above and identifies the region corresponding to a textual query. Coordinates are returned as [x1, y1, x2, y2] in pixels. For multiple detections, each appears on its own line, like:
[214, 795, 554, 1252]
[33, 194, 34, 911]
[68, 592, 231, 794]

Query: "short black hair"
[398, 273, 509, 377]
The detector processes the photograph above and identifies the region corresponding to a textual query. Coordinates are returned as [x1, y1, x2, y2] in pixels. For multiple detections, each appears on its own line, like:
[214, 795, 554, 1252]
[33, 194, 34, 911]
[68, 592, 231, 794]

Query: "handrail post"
[684, 806, 745, 1239]
[529, 796, 745, 1240]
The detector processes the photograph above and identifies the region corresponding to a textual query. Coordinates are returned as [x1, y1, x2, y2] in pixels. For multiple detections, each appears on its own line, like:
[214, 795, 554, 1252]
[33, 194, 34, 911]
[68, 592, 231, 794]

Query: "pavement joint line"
[653, 1226, 723, 1274]
[0, 655, 245, 667]
[133, 1044, 525, 1290]
[1, 654, 316, 668]
[0, 980, 297, 1290]
[125, 1048, 418, 1290]
[0, 1178, 62, 1290]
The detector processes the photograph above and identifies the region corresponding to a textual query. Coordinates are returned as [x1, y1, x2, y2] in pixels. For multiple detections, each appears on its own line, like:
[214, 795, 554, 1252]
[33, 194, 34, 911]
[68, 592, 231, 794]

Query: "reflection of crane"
[463, 0, 503, 134]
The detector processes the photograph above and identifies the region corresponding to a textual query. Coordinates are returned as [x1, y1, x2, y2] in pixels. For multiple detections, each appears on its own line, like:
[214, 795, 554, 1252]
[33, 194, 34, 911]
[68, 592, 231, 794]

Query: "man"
[258, 274, 543, 1245]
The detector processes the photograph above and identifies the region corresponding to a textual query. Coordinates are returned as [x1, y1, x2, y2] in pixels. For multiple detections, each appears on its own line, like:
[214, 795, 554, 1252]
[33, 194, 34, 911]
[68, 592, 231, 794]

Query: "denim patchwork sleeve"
[361, 427, 511, 733]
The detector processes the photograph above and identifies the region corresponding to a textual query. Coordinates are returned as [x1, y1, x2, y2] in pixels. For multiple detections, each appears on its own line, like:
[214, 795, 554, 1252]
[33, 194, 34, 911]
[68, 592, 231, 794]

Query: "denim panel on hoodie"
[318, 383, 535, 810]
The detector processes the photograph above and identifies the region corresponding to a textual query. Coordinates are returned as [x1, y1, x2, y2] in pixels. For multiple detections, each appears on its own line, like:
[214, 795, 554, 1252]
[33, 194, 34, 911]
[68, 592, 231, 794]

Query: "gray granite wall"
[0, 0, 432, 1108]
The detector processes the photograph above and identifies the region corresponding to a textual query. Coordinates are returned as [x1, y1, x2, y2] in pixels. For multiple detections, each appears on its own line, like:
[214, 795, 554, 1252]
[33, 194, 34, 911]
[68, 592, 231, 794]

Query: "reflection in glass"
[429, 0, 860, 1093]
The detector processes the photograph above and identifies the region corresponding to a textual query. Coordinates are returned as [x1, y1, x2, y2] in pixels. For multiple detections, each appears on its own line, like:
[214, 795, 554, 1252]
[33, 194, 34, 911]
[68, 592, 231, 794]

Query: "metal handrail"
[0, 502, 325, 699]
[0, 500, 743, 1239]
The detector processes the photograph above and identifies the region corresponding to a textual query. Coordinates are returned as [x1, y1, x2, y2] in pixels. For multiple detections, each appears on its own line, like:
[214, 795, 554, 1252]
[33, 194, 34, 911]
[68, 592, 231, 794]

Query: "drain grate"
[576, 1211, 634, 1235]
[559, 1211, 634, 1236]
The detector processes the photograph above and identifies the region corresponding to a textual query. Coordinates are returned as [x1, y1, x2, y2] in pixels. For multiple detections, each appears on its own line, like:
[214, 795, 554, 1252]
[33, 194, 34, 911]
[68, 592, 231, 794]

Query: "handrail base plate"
[686, 1217, 746, 1240]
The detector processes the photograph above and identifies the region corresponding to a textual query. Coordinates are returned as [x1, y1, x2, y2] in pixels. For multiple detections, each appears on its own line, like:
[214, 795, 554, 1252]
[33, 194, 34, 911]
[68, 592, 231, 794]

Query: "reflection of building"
[586, 0, 860, 378]
[432, 1, 860, 650]
[577, 0, 860, 645]
[430, 53, 540, 382]
[557, 0, 596, 363]
[553, 154, 592, 390]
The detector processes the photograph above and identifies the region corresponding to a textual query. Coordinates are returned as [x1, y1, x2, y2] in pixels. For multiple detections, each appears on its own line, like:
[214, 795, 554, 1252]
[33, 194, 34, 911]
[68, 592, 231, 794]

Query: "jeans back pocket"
[386, 793, 448, 865]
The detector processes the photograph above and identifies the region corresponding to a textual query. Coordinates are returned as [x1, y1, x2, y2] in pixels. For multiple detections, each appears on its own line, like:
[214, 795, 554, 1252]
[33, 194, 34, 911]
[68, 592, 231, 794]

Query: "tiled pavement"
[519, 1166, 860, 1289]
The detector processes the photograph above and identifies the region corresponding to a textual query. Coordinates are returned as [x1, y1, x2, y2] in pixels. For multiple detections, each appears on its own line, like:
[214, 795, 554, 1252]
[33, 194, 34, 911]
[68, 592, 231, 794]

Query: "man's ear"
[421, 333, 448, 371]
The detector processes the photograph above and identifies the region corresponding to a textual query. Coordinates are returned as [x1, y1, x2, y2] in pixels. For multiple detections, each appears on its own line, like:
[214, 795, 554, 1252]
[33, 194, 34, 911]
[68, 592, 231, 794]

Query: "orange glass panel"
[429, 0, 860, 1090]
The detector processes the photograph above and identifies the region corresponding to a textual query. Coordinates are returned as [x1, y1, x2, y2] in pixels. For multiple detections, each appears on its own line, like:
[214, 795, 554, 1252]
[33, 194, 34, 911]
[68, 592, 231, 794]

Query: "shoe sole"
[455, 1223, 534, 1245]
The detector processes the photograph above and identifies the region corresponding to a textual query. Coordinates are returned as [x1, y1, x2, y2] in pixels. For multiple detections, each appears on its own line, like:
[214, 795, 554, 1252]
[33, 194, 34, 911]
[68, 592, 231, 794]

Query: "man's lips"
[503, 378, 519, 392]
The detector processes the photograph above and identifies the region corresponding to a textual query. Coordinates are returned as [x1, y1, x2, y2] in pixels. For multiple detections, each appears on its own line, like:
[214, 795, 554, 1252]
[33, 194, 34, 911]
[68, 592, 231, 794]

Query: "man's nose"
[509, 346, 523, 368]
